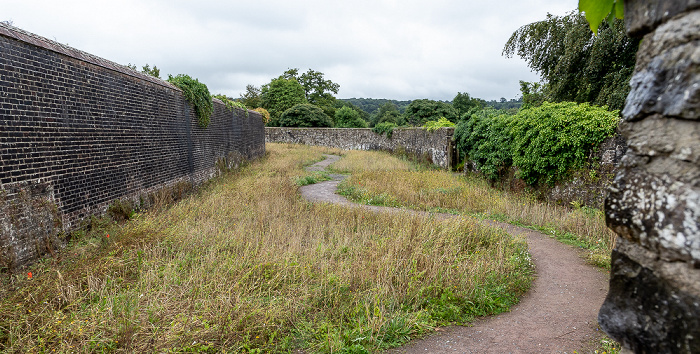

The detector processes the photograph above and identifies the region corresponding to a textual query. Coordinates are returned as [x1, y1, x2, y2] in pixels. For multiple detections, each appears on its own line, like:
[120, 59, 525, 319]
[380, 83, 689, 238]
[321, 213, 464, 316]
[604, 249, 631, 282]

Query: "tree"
[370, 102, 403, 126]
[279, 104, 333, 127]
[261, 77, 307, 126]
[334, 106, 367, 128]
[403, 99, 458, 126]
[239, 84, 262, 109]
[452, 92, 483, 119]
[519, 81, 546, 109]
[125, 63, 161, 79]
[141, 64, 161, 79]
[503, 11, 638, 111]
[281, 68, 340, 118]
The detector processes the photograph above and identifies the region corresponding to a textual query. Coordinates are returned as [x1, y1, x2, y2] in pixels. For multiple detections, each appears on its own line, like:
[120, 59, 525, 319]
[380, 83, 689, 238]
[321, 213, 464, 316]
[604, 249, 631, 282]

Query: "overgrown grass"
[0, 143, 532, 353]
[334, 151, 616, 269]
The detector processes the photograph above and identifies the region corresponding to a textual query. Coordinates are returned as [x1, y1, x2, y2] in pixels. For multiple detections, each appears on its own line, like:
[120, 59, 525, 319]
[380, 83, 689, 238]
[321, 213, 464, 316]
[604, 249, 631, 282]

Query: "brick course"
[0, 23, 265, 268]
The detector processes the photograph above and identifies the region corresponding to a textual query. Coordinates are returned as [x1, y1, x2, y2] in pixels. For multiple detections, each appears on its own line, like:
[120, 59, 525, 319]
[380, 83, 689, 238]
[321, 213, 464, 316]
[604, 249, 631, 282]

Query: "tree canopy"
[403, 99, 458, 126]
[334, 106, 368, 128]
[503, 11, 638, 111]
[279, 104, 333, 128]
[261, 78, 307, 126]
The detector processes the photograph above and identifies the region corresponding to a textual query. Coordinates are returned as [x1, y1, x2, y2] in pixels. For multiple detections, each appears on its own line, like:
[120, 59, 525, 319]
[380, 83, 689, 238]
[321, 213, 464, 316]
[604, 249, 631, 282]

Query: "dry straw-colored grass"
[0, 143, 531, 353]
[334, 150, 617, 268]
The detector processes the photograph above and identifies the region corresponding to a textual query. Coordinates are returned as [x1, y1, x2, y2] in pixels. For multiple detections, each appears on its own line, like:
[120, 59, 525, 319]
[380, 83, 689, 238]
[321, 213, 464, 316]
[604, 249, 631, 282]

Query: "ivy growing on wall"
[167, 74, 213, 128]
[455, 102, 619, 185]
[213, 94, 248, 116]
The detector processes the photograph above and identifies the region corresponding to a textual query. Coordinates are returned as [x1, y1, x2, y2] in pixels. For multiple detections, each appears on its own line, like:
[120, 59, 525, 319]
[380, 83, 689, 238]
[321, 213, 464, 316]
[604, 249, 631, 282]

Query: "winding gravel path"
[301, 155, 610, 353]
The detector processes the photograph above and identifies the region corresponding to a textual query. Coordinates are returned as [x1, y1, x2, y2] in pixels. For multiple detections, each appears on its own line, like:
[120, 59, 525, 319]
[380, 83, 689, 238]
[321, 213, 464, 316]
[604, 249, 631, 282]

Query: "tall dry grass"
[334, 151, 617, 268]
[0, 143, 531, 353]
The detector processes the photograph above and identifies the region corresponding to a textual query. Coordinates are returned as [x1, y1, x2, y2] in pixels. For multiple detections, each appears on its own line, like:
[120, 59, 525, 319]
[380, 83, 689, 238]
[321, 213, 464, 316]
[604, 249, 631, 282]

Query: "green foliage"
[335, 106, 368, 128]
[253, 107, 271, 124]
[294, 171, 332, 186]
[261, 77, 307, 125]
[509, 102, 619, 185]
[239, 84, 262, 109]
[454, 109, 515, 180]
[579, 0, 624, 34]
[503, 11, 638, 111]
[423, 117, 456, 132]
[455, 102, 619, 185]
[213, 94, 248, 116]
[340, 98, 412, 116]
[282, 68, 340, 119]
[279, 104, 333, 127]
[167, 74, 213, 128]
[452, 92, 483, 118]
[372, 122, 397, 138]
[404, 99, 458, 126]
[141, 64, 161, 79]
[126, 63, 161, 79]
[371, 102, 404, 127]
[519, 81, 546, 109]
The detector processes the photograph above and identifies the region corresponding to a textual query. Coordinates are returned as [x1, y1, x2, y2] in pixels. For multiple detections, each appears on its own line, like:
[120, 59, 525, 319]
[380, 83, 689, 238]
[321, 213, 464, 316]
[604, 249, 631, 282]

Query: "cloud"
[2, 0, 577, 101]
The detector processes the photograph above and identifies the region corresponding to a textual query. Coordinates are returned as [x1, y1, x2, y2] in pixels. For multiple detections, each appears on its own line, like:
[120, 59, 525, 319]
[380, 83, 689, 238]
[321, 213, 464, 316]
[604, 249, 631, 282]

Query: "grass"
[0, 143, 533, 353]
[332, 150, 617, 269]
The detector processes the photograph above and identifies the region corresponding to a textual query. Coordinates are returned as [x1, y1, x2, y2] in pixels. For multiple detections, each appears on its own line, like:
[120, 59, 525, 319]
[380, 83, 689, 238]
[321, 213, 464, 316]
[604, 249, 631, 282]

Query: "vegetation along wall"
[598, 1, 700, 352]
[265, 127, 457, 169]
[0, 23, 265, 269]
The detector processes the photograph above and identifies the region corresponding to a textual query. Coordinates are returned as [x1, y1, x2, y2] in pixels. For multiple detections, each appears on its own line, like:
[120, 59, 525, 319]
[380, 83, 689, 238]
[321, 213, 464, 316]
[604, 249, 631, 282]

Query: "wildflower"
[28, 272, 32, 279]
[106, 234, 110, 238]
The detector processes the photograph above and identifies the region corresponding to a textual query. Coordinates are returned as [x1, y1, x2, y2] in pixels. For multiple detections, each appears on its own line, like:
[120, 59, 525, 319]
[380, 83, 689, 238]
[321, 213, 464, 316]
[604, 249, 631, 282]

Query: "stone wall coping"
[0, 22, 179, 91]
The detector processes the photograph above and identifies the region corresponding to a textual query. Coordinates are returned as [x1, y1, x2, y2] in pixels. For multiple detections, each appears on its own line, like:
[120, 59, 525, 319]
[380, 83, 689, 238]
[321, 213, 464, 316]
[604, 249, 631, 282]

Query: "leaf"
[613, 0, 624, 19]
[579, 0, 615, 34]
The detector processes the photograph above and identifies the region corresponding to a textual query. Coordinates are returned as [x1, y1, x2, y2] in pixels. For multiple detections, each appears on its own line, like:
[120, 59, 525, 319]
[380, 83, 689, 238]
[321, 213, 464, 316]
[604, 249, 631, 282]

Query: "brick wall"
[0, 23, 265, 269]
[266, 127, 456, 169]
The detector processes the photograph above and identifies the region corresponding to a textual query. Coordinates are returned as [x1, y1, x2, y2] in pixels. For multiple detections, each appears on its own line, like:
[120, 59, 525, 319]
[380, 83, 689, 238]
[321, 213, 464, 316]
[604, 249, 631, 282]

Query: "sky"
[2, 0, 578, 102]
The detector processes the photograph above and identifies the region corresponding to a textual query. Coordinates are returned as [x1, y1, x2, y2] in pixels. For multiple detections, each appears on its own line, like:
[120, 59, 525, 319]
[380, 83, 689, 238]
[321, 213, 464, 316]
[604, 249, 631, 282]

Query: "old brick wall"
[0, 23, 265, 269]
[599, 0, 700, 352]
[265, 127, 456, 169]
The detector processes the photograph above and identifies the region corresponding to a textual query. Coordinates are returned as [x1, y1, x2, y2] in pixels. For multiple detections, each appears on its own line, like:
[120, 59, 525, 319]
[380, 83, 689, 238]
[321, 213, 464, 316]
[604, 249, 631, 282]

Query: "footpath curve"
[300, 155, 610, 353]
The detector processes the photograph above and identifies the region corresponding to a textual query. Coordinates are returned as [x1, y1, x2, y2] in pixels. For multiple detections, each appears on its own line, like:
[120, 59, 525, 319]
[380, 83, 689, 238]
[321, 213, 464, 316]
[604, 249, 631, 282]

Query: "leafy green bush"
[455, 102, 619, 185]
[335, 106, 368, 128]
[168, 74, 213, 127]
[510, 102, 619, 185]
[423, 117, 456, 131]
[454, 109, 515, 180]
[372, 122, 397, 138]
[279, 103, 333, 127]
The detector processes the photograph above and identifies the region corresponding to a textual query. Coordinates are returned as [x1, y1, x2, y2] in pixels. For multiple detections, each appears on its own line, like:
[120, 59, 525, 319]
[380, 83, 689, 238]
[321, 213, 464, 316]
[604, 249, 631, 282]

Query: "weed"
[333, 149, 616, 268]
[0, 143, 532, 352]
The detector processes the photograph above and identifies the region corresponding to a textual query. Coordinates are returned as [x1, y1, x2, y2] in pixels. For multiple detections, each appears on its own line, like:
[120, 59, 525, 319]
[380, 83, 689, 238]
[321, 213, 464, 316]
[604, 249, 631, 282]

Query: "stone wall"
[599, 1, 700, 352]
[545, 135, 628, 208]
[0, 23, 266, 269]
[266, 127, 456, 169]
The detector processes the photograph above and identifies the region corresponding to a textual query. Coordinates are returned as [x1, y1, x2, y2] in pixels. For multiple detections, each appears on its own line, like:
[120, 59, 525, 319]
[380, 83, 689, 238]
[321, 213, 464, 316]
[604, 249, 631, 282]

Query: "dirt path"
[300, 155, 610, 353]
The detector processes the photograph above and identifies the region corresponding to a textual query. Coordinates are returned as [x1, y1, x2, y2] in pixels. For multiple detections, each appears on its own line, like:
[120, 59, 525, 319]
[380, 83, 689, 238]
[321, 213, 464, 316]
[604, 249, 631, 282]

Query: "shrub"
[334, 106, 368, 128]
[423, 117, 456, 131]
[455, 102, 619, 185]
[253, 107, 271, 124]
[454, 109, 514, 180]
[167, 74, 212, 128]
[279, 104, 333, 127]
[509, 102, 619, 185]
[372, 122, 397, 138]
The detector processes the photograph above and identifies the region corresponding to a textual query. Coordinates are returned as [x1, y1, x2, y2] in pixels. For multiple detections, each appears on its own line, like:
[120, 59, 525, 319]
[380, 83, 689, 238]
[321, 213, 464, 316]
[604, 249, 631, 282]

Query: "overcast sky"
[2, 0, 577, 102]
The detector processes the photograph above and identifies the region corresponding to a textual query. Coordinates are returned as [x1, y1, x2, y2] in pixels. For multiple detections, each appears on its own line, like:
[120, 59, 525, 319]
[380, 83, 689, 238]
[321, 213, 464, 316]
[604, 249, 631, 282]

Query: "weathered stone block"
[623, 39, 700, 121]
[599, 238, 700, 353]
[625, 0, 700, 37]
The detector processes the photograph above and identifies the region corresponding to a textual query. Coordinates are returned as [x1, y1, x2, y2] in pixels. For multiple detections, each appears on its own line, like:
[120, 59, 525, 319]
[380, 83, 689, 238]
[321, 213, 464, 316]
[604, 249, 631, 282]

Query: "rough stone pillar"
[599, 0, 700, 353]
